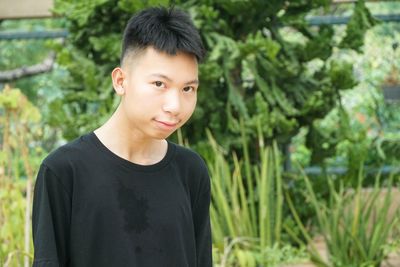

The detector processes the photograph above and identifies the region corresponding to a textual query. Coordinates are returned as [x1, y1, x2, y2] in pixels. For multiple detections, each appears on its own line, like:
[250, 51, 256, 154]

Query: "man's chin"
[152, 131, 176, 140]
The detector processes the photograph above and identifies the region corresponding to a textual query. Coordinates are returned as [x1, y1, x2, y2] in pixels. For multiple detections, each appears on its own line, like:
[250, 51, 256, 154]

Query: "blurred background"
[0, 0, 399, 266]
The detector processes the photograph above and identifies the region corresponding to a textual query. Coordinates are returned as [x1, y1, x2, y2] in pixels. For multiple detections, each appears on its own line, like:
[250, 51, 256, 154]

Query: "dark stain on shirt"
[117, 180, 150, 234]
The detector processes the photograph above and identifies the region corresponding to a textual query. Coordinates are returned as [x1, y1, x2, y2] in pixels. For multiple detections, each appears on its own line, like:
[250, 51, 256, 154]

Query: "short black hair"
[121, 6, 205, 65]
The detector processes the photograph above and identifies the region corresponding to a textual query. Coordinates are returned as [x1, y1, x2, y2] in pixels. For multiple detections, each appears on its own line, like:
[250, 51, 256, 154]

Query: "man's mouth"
[155, 120, 179, 128]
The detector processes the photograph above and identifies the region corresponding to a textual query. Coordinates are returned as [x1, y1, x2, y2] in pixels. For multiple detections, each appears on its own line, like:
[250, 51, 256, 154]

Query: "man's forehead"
[123, 46, 198, 66]
[123, 47, 198, 78]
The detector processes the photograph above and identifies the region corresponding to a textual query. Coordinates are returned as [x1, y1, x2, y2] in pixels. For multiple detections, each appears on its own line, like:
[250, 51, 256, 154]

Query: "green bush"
[0, 85, 45, 267]
[0, 180, 32, 266]
[51, 0, 375, 157]
[207, 121, 308, 266]
[286, 167, 400, 267]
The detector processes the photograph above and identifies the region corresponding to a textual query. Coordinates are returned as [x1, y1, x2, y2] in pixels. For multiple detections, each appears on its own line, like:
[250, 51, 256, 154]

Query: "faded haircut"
[120, 6, 205, 65]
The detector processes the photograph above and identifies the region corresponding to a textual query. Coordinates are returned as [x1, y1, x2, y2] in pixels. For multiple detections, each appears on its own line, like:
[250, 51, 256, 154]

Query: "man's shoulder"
[42, 132, 92, 173]
[172, 142, 209, 176]
[173, 142, 206, 165]
[172, 143, 211, 199]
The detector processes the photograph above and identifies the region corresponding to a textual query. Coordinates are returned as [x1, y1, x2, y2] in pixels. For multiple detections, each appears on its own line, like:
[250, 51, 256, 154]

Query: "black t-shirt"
[32, 132, 212, 267]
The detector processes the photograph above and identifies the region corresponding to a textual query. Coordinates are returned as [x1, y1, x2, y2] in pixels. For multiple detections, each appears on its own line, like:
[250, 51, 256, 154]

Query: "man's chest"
[69, 166, 194, 235]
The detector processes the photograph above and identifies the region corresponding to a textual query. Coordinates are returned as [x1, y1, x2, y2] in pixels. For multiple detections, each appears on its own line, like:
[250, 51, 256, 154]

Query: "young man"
[32, 6, 212, 267]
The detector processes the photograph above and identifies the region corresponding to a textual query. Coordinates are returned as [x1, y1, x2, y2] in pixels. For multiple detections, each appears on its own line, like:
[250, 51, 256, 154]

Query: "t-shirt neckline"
[86, 131, 175, 173]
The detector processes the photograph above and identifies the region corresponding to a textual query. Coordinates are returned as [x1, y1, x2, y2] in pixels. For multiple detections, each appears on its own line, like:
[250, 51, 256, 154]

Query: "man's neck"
[93, 107, 168, 166]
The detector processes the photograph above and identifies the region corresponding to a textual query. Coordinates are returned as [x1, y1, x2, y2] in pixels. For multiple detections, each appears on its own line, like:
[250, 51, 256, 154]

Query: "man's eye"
[183, 86, 195, 92]
[154, 81, 164, 87]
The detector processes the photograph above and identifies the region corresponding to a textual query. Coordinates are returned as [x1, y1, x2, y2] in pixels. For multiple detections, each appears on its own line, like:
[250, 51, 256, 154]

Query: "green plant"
[0, 180, 32, 267]
[212, 243, 309, 267]
[52, 0, 374, 155]
[207, 119, 307, 266]
[289, 9, 400, 171]
[381, 40, 399, 87]
[0, 85, 44, 267]
[285, 167, 400, 267]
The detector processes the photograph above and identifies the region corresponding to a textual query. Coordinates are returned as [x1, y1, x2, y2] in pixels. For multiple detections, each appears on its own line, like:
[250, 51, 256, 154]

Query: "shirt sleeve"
[192, 170, 213, 267]
[32, 163, 71, 267]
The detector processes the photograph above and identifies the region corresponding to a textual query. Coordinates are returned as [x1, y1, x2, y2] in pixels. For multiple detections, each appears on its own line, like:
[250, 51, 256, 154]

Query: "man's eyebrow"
[149, 73, 199, 85]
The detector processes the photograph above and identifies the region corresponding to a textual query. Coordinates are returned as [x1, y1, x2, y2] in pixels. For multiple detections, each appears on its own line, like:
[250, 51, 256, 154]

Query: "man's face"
[115, 47, 199, 140]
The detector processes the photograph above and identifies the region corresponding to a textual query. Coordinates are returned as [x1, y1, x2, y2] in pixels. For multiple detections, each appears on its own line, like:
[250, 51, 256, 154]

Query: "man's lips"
[155, 120, 179, 127]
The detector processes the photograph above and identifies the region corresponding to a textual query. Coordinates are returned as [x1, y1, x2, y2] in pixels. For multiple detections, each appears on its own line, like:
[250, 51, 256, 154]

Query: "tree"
[51, 0, 376, 159]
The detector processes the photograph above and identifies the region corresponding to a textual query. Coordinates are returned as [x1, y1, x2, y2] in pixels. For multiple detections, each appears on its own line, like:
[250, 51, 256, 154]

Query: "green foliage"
[50, 0, 373, 156]
[48, 43, 114, 140]
[0, 180, 32, 266]
[302, 25, 334, 62]
[212, 243, 309, 267]
[0, 85, 45, 267]
[329, 61, 358, 91]
[0, 87, 41, 123]
[206, 122, 308, 266]
[340, 0, 379, 52]
[0, 18, 65, 103]
[304, 105, 364, 170]
[0, 18, 69, 153]
[291, 19, 400, 170]
[286, 168, 400, 267]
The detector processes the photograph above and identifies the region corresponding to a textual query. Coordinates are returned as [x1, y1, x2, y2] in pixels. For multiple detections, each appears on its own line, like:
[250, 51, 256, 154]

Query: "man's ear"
[111, 67, 125, 95]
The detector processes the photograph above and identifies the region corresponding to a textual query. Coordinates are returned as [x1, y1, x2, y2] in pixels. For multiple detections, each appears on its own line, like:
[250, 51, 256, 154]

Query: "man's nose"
[162, 89, 181, 115]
